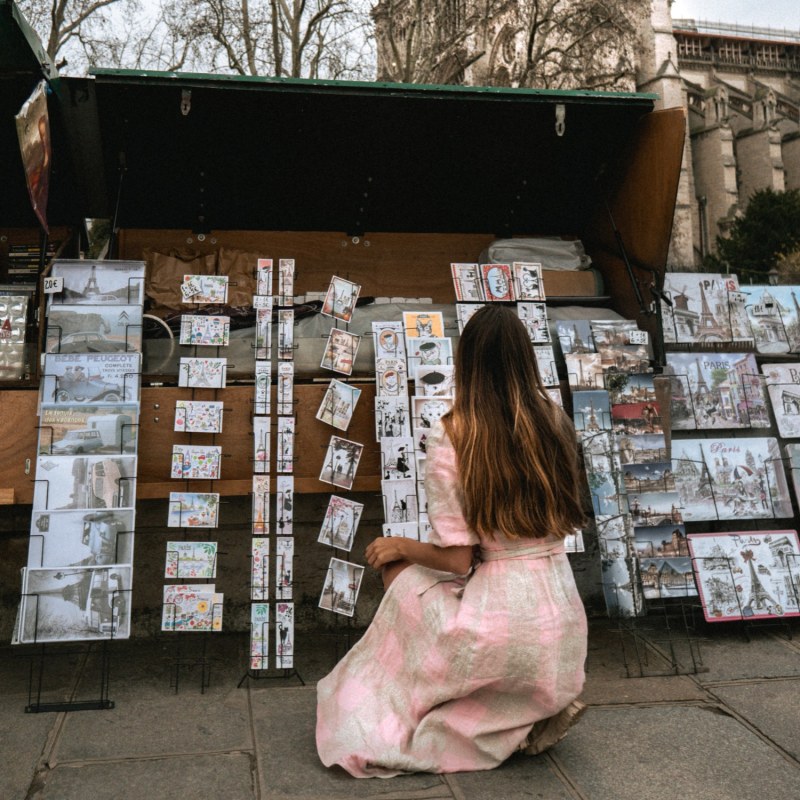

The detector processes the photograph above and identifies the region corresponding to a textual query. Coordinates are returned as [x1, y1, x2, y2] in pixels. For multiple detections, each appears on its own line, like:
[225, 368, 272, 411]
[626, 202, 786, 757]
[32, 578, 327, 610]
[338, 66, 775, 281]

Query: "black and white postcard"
[513, 262, 545, 302]
[451, 263, 484, 302]
[49, 260, 145, 306]
[382, 478, 419, 523]
[380, 436, 416, 481]
[517, 302, 550, 344]
[375, 396, 411, 439]
[39, 404, 139, 456]
[319, 558, 364, 617]
[275, 475, 294, 535]
[40, 352, 141, 405]
[278, 309, 294, 359]
[319, 435, 363, 491]
[415, 365, 455, 397]
[34, 455, 137, 510]
[276, 539, 294, 601]
[275, 601, 294, 667]
[46, 305, 143, 354]
[277, 362, 294, 416]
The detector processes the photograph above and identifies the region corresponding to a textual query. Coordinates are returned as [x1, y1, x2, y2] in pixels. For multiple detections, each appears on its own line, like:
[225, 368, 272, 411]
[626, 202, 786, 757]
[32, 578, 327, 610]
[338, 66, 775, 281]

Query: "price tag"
[43, 277, 63, 294]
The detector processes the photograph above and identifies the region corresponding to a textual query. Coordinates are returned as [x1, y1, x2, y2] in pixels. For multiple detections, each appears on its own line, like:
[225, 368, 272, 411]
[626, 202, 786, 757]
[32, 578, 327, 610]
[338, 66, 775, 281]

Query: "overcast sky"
[670, 0, 800, 31]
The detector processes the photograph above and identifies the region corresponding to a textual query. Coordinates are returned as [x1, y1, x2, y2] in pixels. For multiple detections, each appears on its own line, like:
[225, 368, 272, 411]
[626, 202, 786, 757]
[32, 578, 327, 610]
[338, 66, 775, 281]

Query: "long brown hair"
[442, 304, 585, 540]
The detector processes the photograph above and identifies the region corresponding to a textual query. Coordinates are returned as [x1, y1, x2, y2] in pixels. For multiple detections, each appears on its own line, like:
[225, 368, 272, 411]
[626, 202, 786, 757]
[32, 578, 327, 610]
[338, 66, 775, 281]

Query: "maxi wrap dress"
[316, 420, 587, 778]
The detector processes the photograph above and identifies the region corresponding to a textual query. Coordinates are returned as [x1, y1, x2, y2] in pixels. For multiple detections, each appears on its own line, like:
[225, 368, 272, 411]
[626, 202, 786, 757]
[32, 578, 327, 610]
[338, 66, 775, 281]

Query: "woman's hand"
[365, 537, 408, 570]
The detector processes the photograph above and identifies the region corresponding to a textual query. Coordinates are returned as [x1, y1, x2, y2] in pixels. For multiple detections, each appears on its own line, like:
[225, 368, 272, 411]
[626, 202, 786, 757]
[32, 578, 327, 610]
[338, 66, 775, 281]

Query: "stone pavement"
[2, 618, 800, 800]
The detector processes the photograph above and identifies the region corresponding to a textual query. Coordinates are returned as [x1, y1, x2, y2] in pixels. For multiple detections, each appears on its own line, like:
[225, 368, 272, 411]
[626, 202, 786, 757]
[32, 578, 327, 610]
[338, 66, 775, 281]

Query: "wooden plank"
[0, 488, 15, 504]
[0, 389, 39, 505]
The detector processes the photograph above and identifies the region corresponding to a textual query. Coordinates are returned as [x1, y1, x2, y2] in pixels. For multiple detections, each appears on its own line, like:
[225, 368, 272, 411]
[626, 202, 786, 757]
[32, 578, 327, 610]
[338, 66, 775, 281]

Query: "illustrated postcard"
[415, 365, 455, 397]
[372, 321, 406, 361]
[277, 416, 295, 473]
[170, 445, 222, 480]
[375, 396, 411, 440]
[174, 400, 223, 434]
[322, 276, 361, 323]
[253, 417, 271, 474]
[533, 345, 558, 387]
[255, 302, 274, 359]
[181, 274, 228, 304]
[275, 475, 294, 536]
[40, 352, 141, 405]
[456, 303, 484, 334]
[256, 258, 273, 297]
[165, 541, 218, 579]
[252, 475, 270, 535]
[403, 310, 445, 339]
[278, 309, 294, 359]
[250, 603, 269, 669]
[179, 314, 230, 347]
[278, 258, 295, 306]
[46, 304, 143, 354]
[412, 396, 453, 431]
[383, 522, 419, 540]
[275, 538, 294, 601]
[785, 444, 800, 508]
[321, 328, 361, 376]
[451, 263, 484, 302]
[34, 454, 137, 511]
[660, 272, 739, 345]
[319, 435, 363, 491]
[38, 404, 139, 456]
[162, 584, 222, 632]
[277, 362, 294, 415]
[762, 362, 800, 438]
[49, 260, 145, 306]
[480, 263, 514, 302]
[251, 538, 269, 600]
[168, 492, 219, 528]
[275, 602, 294, 668]
[745, 285, 800, 354]
[254, 361, 271, 416]
[382, 478, 419, 524]
[376, 357, 408, 397]
[513, 262, 545, 301]
[317, 379, 362, 431]
[178, 356, 227, 388]
[380, 436, 416, 481]
[517, 302, 550, 344]
[318, 495, 364, 551]
[406, 336, 452, 379]
[319, 558, 365, 617]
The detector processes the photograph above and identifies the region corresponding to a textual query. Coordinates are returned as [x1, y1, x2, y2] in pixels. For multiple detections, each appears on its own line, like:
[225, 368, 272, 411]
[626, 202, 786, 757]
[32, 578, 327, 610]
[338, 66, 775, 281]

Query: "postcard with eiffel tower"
[688, 530, 800, 622]
[48, 260, 145, 306]
[745, 285, 800, 354]
[661, 272, 740, 345]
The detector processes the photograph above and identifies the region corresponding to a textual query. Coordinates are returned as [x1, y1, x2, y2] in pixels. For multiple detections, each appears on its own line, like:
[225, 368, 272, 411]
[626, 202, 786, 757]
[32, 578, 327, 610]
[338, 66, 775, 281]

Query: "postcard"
[19, 565, 132, 643]
[546, 387, 563, 407]
[322, 276, 361, 323]
[627, 491, 682, 527]
[168, 492, 219, 528]
[412, 396, 453, 430]
[255, 304, 273, 359]
[276, 475, 294, 536]
[376, 357, 408, 397]
[276, 362, 294, 415]
[382, 522, 419, 540]
[597, 344, 651, 375]
[178, 356, 227, 388]
[275, 538, 294, 601]
[277, 416, 295, 473]
[321, 328, 361, 376]
[786, 444, 800, 508]
[162, 584, 223, 632]
[250, 603, 269, 669]
[373, 321, 407, 361]
[165, 541, 218, 579]
[517, 302, 550, 344]
[586, 455, 623, 517]
[252, 475, 270, 535]
[251, 537, 269, 600]
[406, 336, 453, 379]
[513, 262, 545, 301]
[451, 263, 484, 302]
[41, 352, 141, 405]
[745, 285, 800, 354]
[563, 529, 585, 554]
[383, 478, 419, 523]
[253, 417, 271, 474]
[661, 272, 739, 344]
[403, 310, 445, 339]
[320, 435, 363, 491]
[596, 514, 634, 560]
[606, 372, 656, 406]
[170, 444, 222, 480]
[174, 400, 223, 434]
[38, 404, 138, 456]
[763, 363, 800, 437]
[278, 258, 295, 306]
[49, 260, 145, 306]
[414, 365, 455, 398]
[456, 303, 484, 334]
[534, 345, 558, 386]
[601, 556, 645, 618]
[29, 509, 135, 568]
[688, 530, 800, 622]
[46, 304, 143, 354]
[727, 289, 754, 344]
[319, 558, 365, 617]
[617, 433, 668, 465]
[275, 602, 294, 668]
[256, 258, 273, 296]
[639, 557, 696, 599]
[665, 352, 769, 430]
[318, 495, 364, 551]
[34, 454, 137, 511]
[179, 314, 230, 347]
[277, 309, 295, 359]
[623, 462, 674, 493]
[181, 274, 228, 304]
[380, 436, 416, 481]
[634, 523, 689, 559]
[254, 361, 271, 416]
[555, 319, 594, 355]
[591, 319, 646, 347]
[375, 396, 411, 440]
[572, 390, 611, 434]
[611, 398, 663, 436]
[480, 263, 515, 302]
[317, 379, 362, 431]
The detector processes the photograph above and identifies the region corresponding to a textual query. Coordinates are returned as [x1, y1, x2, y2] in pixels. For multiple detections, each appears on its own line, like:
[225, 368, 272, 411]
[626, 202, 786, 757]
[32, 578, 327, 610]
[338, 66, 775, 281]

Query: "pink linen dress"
[316, 420, 587, 778]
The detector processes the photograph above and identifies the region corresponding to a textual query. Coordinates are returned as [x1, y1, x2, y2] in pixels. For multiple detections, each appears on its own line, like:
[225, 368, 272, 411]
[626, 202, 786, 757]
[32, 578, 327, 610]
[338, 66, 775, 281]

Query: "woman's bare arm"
[365, 537, 474, 575]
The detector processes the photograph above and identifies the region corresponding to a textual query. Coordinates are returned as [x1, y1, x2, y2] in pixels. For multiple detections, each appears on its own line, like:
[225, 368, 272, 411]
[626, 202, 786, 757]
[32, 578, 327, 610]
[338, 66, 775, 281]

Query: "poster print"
[178, 356, 226, 388]
[277, 258, 295, 307]
[406, 336, 452, 379]
[29, 509, 135, 568]
[316, 379, 362, 431]
[168, 492, 219, 528]
[170, 445, 222, 480]
[451, 263, 484, 302]
[517, 302, 550, 344]
[383, 478, 419, 523]
[251, 538, 269, 601]
[34, 455, 137, 511]
[174, 400, 223, 434]
[275, 602, 294, 668]
[250, 603, 269, 669]
[276, 538, 294, 600]
[252, 475, 270, 535]
[277, 416, 295, 473]
[19, 565, 132, 643]
[403, 310, 445, 339]
[256, 258, 273, 296]
[380, 436, 416, 481]
[49, 260, 145, 306]
[179, 314, 230, 347]
[375, 396, 411, 439]
[321, 328, 361, 376]
[181, 274, 228, 304]
[320, 435, 363, 491]
[763, 363, 800, 438]
[412, 396, 453, 430]
[165, 541, 218, 579]
[39, 404, 138, 456]
[253, 417, 271, 474]
[278, 309, 294, 359]
[688, 530, 800, 622]
[319, 558, 365, 617]
[665, 352, 769, 431]
[376, 358, 408, 397]
[456, 303, 484, 334]
[276, 362, 294, 416]
[480, 263, 515, 302]
[322, 276, 361, 323]
[415, 365, 455, 397]
[46, 305, 143, 354]
[373, 321, 406, 361]
[275, 475, 294, 536]
[660, 272, 739, 344]
[162, 584, 223, 632]
[318, 495, 364, 551]
[745, 285, 800, 354]
[513, 262, 545, 302]
[254, 361, 271, 416]
[255, 302, 274, 360]
[533, 345, 558, 387]
[40, 352, 141, 405]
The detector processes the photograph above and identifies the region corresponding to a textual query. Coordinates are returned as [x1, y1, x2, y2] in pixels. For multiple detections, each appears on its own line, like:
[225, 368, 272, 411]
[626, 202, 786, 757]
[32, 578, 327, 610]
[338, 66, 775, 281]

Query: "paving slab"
[37, 752, 255, 800]
[250, 686, 451, 798]
[0, 703, 55, 800]
[689, 632, 800, 682]
[710, 679, 800, 760]
[580, 673, 707, 705]
[553, 705, 800, 800]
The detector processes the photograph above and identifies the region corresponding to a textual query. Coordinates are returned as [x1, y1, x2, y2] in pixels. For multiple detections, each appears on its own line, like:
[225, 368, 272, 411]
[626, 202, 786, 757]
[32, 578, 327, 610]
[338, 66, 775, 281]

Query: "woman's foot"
[520, 700, 587, 755]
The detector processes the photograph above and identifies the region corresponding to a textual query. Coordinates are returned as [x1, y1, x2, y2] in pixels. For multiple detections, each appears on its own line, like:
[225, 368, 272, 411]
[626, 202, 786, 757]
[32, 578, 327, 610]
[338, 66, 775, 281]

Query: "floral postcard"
[762, 363, 800, 438]
[168, 492, 219, 528]
[745, 285, 800, 354]
[380, 436, 416, 481]
[633, 523, 689, 559]
[665, 352, 769, 430]
[572, 390, 611, 434]
[480, 263, 515, 302]
[415, 365, 455, 397]
[170, 444, 221, 480]
[556, 319, 594, 355]
[661, 272, 740, 344]
[252, 475, 270, 535]
[255, 304, 273, 359]
[256, 258, 273, 296]
[40, 352, 141, 405]
[639, 557, 696, 599]
[251, 538, 269, 601]
[319, 435, 363, 491]
[253, 417, 271, 474]
[517, 302, 550, 344]
[181, 274, 228, 304]
[623, 462, 675, 494]
[318, 495, 364, 551]
[407, 337, 452, 379]
[319, 558, 365, 617]
[20, 565, 132, 643]
[178, 356, 227, 388]
[49, 260, 145, 306]
[321, 328, 361, 376]
[376, 357, 408, 397]
[275, 538, 294, 601]
[322, 276, 361, 323]
[513, 262, 545, 302]
[375, 396, 411, 440]
[174, 400, 223, 434]
[382, 522, 419, 540]
[278, 309, 294, 360]
[316, 379, 362, 431]
[165, 541, 218, 579]
[162, 584, 222, 632]
[382, 478, 419, 523]
[34, 454, 137, 511]
[179, 314, 230, 346]
[412, 396, 453, 431]
[688, 530, 800, 622]
[254, 360, 271, 416]
[250, 602, 269, 669]
[278, 258, 295, 306]
[276, 475, 294, 535]
[456, 303, 484, 334]
[277, 416, 295, 473]
[451, 263, 484, 302]
[38, 404, 139, 456]
[403, 310, 445, 340]
[277, 362, 294, 415]
[372, 321, 406, 361]
[28, 508, 135, 568]
[533, 345, 558, 387]
[46, 304, 143, 354]
[275, 602, 294, 668]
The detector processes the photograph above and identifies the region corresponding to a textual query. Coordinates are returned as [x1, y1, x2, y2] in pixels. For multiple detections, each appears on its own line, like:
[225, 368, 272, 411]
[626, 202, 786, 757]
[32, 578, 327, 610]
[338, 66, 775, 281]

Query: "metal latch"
[555, 104, 566, 137]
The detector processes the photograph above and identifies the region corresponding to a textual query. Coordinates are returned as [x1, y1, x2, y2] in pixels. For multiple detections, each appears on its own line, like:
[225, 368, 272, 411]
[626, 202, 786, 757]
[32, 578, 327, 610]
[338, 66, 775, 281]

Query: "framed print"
[319, 558, 365, 617]
[319, 435, 363, 491]
[513, 262, 545, 301]
[322, 276, 361, 323]
[451, 263, 484, 302]
[318, 495, 364, 551]
[480, 263, 514, 302]
[317, 379, 362, 431]
[321, 328, 361, 376]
